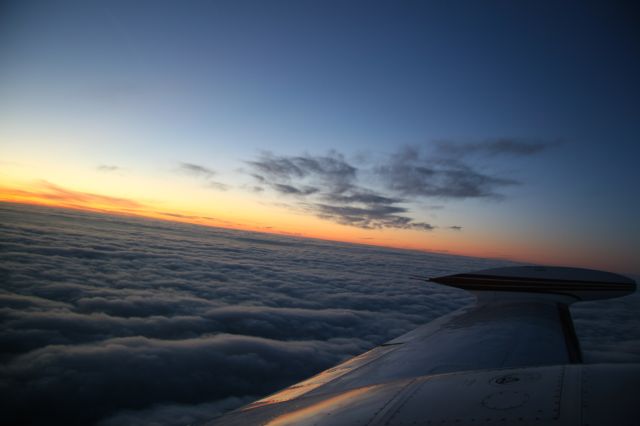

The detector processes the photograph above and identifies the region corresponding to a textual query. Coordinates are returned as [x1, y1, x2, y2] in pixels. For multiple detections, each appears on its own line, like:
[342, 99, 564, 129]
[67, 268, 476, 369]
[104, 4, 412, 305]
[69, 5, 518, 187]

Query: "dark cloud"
[376, 146, 519, 199]
[327, 192, 401, 206]
[1, 203, 637, 425]
[179, 163, 228, 191]
[246, 142, 551, 230]
[435, 138, 556, 157]
[312, 203, 434, 230]
[249, 154, 353, 219]
[273, 183, 319, 196]
[247, 152, 434, 231]
[449, 226, 463, 231]
[247, 151, 356, 194]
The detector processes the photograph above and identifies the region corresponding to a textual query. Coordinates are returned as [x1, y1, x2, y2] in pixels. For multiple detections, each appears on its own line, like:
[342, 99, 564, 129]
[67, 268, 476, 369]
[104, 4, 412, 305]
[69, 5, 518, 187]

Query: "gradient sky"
[1, 0, 639, 273]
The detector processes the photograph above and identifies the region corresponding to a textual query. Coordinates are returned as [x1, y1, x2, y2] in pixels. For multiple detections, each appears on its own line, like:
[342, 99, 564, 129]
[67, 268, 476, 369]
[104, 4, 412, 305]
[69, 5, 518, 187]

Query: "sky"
[1, 0, 639, 273]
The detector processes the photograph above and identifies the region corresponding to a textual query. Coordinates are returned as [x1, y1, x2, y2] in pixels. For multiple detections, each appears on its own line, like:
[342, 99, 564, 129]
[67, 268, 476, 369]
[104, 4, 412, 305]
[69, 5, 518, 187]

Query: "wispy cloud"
[206, 181, 230, 191]
[97, 164, 122, 172]
[179, 162, 217, 179]
[178, 163, 229, 191]
[434, 138, 557, 157]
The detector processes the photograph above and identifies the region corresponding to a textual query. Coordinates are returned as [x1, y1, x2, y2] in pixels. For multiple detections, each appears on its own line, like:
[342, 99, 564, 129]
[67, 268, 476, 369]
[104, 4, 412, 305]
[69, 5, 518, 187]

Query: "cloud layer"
[0, 202, 637, 425]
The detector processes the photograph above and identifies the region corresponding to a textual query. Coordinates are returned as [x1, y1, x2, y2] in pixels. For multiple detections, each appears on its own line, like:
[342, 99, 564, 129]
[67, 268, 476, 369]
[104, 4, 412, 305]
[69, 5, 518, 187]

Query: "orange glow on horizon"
[0, 180, 268, 233]
[0, 179, 479, 256]
[0, 179, 632, 274]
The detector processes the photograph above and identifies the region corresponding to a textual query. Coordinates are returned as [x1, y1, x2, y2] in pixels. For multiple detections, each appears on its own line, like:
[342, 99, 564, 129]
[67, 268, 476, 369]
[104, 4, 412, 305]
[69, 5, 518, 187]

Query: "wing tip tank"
[428, 265, 636, 301]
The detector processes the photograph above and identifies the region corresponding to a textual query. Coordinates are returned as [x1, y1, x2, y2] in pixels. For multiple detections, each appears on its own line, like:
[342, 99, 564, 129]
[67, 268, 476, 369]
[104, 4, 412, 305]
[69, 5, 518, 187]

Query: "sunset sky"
[1, 0, 639, 273]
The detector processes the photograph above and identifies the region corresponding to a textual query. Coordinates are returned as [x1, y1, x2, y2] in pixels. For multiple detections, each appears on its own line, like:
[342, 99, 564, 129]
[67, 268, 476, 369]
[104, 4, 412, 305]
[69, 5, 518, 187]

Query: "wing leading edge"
[206, 266, 636, 426]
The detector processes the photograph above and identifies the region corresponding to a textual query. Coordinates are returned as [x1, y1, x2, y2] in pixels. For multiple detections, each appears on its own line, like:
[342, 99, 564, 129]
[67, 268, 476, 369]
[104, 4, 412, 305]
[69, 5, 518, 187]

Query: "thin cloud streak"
[180, 162, 217, 179]
[97, 164, 122, 172]
[179, 162, 229, 191]
[434, 138, 557, 157]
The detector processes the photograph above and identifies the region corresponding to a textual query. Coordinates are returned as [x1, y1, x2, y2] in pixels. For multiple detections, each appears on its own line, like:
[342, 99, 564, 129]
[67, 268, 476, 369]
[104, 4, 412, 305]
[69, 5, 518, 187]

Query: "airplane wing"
[205, 266, 638, 426]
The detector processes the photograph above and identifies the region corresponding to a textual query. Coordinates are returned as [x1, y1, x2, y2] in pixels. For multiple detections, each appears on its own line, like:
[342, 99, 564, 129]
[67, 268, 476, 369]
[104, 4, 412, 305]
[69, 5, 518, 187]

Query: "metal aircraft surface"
[206, 266, 638, 426]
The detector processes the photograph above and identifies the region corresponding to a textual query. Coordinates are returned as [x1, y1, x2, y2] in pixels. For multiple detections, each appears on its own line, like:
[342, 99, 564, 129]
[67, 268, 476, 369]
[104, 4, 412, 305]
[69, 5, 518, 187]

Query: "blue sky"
[1, 0, 639, 272]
